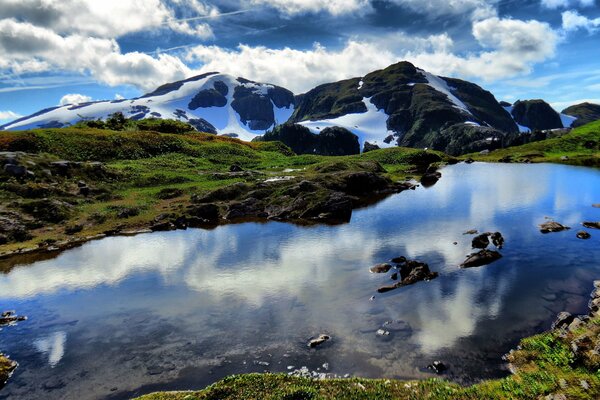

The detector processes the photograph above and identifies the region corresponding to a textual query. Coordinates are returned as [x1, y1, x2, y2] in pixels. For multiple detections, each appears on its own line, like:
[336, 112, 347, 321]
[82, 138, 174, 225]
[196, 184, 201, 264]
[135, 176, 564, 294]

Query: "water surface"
[1, 163, 600, 399]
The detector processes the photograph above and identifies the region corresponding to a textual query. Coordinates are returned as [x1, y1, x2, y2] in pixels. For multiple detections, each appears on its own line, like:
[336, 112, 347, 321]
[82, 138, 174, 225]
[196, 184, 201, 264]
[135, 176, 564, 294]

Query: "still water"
[1, 163, 599, 399]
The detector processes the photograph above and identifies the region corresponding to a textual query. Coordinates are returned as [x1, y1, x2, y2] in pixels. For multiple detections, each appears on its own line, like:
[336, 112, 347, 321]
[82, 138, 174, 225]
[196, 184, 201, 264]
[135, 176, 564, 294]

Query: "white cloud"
[59, 93, 93, 105]
[247, 0, 370, 15]
[541, 0, 595, 9]
[389, 0, 498, 20]
[0, 0, 215, 39]
[114, 93, 125, 100]
[562, 10, 600, 32]
[0, 110, 22, 120]
[0, 19, 191, 91]
[186, 17, 558, 93]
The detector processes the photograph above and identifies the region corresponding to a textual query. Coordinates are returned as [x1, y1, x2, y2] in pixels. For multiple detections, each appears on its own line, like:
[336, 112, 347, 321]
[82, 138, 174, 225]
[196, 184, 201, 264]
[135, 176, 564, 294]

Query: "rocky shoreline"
[0, 160, 419, 267]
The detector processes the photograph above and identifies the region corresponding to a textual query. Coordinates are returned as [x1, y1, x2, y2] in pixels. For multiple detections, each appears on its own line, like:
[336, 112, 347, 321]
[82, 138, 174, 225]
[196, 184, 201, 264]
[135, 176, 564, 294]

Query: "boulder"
[427, 361, 447, 374]
[377, 260, 438, 293]
[2, 164, 28, 179]
[540, 221, 570, 234]
[460, 250, 502, 268]
[420, 171, 441, 188]
[577, 231, 591, 240]
[471, 233, 490, 249]
[582, 222, 600, 230]
[490, 232, 505, 248]
[551, 312, 574, 330]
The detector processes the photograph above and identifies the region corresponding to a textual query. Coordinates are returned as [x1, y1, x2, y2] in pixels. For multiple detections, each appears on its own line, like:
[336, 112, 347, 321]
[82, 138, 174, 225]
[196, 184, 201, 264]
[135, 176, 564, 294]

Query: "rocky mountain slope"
[562, 102, 600, 128]
[0, 73, 295, 141]
[3, 61, 598, 156]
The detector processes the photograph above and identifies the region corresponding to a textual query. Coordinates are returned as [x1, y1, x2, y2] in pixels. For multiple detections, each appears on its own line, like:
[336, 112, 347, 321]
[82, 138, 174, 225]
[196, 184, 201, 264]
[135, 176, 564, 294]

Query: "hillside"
[465, 120, 600, 166]
[562, 103, 600, 128]
[0, 123, 454, 260]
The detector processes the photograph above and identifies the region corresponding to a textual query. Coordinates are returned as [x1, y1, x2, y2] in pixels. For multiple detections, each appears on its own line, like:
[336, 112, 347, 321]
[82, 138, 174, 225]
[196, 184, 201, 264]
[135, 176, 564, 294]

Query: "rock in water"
[308, 334, 331, 348]
[377, 260, 438, 293]
[490, 232, 505, 248]
[463, 229, 478, 235]
[370, 263, 393, 274]
[593, 204, 600, 208]
[471, 233, 490, 249]
[391, 256, 407, 264]
[427, 361, 447, 374]
[551, 312, 574, 330]
[460, 250, 502, 268]
[577, 231, 591, 240]
[420, 172, 442, 188]
[582, 222, 600, 229]
[540, 221, 571, 234]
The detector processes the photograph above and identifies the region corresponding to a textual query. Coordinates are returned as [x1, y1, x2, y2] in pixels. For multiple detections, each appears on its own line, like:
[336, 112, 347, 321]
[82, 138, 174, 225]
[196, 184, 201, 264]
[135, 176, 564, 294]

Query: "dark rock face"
[460, 250, 502, 268]
[511, 100, 563, 131]
[290, 61, 517, 155]
[562, 102, 600, 127]
[188, 88, 228, 109]
[141, 72, 219, 98]
[231, 79, 295, 131]
[363, 142, 380, 153]
[258, 123, 360, 156]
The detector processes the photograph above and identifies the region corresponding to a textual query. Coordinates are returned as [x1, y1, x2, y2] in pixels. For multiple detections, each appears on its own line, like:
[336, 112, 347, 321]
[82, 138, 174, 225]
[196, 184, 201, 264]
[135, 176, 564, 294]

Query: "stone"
[551, 312, 574, 330]
[427, 361, 447, 374]
[582, 222, 600, 230]
[460, 250, 502, 268]
[471, 233, 490, 249]
[577, 231, 591, 240]
[490, 232, 504, 248]
[540, 221, 570, 234]
[308, 334, 331, 348]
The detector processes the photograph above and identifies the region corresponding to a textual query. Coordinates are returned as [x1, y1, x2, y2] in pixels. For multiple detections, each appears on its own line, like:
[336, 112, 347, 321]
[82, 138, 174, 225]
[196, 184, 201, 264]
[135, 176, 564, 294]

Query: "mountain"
[3, 61, 589, 156]
[500, 99, 576, 133]
[561, 102, 600, 128]
[0, 72, 295, 141]
[287, 61, 520, 155]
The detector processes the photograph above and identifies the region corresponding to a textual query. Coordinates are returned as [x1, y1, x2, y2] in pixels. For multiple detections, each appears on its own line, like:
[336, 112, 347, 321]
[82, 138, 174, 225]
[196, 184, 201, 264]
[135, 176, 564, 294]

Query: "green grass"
[464, 120, 600, 166]
[0, 128, 453, 255]
[135, 319, 600, 400]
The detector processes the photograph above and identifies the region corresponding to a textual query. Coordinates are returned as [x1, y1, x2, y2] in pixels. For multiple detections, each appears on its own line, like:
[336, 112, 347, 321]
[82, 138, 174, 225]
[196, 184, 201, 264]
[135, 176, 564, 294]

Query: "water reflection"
[0, 163, 599, 399]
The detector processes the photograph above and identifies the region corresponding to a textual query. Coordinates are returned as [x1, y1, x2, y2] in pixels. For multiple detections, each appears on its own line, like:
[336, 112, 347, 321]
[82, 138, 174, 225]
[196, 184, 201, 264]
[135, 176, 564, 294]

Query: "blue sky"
[0, 0, 599, 123]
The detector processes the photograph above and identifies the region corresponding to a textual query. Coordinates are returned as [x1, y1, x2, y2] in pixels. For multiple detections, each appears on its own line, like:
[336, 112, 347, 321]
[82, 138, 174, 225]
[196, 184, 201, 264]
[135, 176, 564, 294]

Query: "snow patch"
[357, 80, 364, 90]
[298, 97, 395, 152]
[419, 70, 472, 115]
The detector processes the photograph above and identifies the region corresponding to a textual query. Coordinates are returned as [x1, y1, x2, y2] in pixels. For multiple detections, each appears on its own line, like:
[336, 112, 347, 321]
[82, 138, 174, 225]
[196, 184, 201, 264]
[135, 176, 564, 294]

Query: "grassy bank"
[464, 120, 600, 166]
[0, 127, 453, 261]
[136, 315, 600, 400]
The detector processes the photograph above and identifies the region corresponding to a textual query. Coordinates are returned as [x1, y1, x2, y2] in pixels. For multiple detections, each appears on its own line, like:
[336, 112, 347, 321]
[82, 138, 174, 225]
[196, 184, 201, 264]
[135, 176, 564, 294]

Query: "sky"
[0, 0, 599, 124]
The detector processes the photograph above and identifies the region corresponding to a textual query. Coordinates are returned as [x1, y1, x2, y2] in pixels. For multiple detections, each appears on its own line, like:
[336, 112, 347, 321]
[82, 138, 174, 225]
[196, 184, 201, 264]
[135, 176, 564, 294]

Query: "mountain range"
[3, 61, 599, 156]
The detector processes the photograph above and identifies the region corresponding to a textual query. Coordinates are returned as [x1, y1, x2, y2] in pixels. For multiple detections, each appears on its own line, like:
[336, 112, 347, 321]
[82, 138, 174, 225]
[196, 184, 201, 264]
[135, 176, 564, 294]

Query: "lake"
[1, 162, 599, 399]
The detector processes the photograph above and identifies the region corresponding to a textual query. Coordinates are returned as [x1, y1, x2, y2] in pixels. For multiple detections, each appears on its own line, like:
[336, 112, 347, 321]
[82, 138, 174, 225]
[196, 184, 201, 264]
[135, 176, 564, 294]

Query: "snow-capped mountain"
[1, 72, 295, 141]
[501, 100, 577, 133]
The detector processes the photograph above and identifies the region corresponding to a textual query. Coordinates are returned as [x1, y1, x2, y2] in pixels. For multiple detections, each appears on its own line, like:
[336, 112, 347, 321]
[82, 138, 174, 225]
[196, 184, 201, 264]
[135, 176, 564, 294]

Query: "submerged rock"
[308, 334, 331, 348]
[577, 231, 591, 240]
[460, 250, 502, 268]
[540, 221, 571, 234]
[377, 260, 438, 293]
[582, 222, 600, 230]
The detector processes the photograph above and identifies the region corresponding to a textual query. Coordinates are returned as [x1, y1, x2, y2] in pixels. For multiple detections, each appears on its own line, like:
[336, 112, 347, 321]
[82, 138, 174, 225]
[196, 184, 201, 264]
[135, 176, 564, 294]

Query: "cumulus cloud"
[0, 0, 215, 39]
[247, 0, 370, 15]
[562, 10, 600, 32]
[541, 0, 595, 8]
[389, 0, 498, 20]
[186, 17, 558, 92]
[0, 19, 191, 90]
[0, 110, 22, 120]
[59, 93, 93, 105]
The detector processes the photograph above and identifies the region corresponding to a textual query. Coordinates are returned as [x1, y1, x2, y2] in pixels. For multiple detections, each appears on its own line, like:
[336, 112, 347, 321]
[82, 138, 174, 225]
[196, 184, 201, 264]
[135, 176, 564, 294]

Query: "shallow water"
[1, 163, 600, 399]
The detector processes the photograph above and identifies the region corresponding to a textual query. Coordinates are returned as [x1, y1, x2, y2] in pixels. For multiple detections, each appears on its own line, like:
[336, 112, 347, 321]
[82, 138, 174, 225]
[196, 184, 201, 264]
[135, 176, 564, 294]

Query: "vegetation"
[0, 355, 16, 387]
[465, 120, 600, 167]
[135, 316, 600, 400]
[0, 124, 453, 258]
